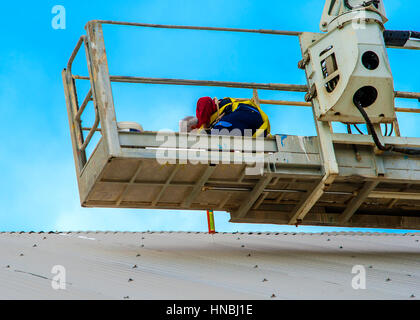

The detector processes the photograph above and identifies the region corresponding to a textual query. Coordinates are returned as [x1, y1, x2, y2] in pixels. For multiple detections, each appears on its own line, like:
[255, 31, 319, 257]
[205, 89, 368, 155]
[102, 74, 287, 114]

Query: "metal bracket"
[182, 166, 216, 208]
[305, 84, 318, 102]
[339, 181, 379, 224]
[298, 53, 310, 70]
[288, 173, 336, 225]
[374, 154, 386, 177]
[233, 174, 273, 219]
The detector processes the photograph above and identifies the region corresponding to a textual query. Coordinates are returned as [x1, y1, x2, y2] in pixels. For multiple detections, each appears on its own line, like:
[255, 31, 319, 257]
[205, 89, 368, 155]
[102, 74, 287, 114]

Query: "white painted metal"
[306, 4, 395, 124]
[1, 232, 419, 300]
[391, 39, 420, 50]
[117, 122, 144, 133]
[320, 0, 387, 32]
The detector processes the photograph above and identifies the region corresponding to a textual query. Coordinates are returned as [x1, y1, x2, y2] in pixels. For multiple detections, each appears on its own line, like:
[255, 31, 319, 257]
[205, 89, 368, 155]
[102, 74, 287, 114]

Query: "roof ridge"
[1, 231, 419, 236]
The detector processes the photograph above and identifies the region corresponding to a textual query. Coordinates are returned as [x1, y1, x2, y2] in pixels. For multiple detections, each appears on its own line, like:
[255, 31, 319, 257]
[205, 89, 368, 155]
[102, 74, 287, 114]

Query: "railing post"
[85, 21, 121, 157]
[62, 69, 87, 178]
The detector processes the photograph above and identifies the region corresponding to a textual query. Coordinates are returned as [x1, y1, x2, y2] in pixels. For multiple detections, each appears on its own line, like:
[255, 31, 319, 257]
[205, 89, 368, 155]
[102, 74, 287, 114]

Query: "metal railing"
[64, 20, 420, 172]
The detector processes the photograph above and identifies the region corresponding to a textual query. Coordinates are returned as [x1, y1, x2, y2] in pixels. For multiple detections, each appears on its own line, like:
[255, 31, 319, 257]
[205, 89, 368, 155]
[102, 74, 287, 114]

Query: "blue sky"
[0, 0, 419, 233]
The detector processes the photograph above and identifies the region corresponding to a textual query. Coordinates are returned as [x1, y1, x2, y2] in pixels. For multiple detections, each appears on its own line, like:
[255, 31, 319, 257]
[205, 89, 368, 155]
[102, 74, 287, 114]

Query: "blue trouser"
[211, 104, 264, 137]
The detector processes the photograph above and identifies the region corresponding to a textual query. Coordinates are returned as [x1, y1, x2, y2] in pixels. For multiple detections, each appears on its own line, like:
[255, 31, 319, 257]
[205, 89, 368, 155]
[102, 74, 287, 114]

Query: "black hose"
[354, 101, 420, 155]
[393, 146, 420, 156]
[411, 31, 420, 40]
[354, 101, 390, 151]
[384, 30, 420, 47]
[388, 123, 394, 137]
[353, 124, 365, 135]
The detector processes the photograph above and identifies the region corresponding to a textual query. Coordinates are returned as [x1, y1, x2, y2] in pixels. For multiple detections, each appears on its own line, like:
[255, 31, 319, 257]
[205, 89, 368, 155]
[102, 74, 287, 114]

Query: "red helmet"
[193, 97, 217, 129]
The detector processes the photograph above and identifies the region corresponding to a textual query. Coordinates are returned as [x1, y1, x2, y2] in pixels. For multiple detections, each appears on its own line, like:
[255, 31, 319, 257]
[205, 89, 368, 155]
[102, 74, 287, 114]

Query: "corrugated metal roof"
[0, 232, 419, 300]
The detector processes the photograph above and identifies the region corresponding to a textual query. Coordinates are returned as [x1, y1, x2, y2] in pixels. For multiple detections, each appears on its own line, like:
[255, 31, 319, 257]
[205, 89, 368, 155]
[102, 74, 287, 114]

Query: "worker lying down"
[180, 97, 270, 138]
